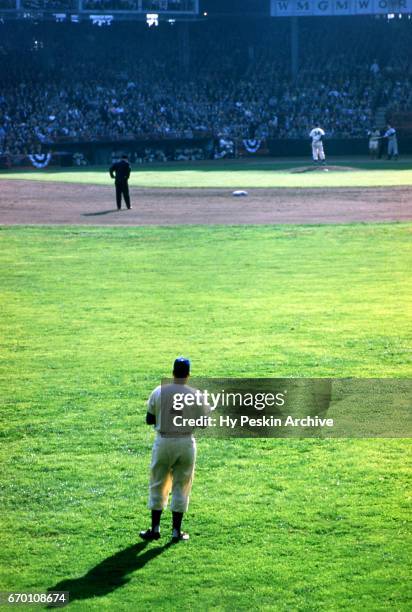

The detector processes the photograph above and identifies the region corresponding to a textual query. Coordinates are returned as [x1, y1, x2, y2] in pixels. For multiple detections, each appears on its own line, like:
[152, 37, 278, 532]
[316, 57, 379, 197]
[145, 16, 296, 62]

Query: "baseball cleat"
[139, 529, 160, 541]
[171, 530, 190, 543]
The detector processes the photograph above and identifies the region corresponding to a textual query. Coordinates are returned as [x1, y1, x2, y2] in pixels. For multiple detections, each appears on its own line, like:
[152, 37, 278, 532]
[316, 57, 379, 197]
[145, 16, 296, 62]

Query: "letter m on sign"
[335, 0, 350, 12]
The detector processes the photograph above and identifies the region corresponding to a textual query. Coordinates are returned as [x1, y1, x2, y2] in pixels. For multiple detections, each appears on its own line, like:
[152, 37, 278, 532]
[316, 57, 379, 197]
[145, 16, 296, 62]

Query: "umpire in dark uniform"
[109, 154, 132, 210]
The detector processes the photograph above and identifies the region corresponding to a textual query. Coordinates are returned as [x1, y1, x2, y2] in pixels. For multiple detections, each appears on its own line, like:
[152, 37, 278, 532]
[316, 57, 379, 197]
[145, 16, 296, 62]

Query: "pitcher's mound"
[290, 165, 360, 173]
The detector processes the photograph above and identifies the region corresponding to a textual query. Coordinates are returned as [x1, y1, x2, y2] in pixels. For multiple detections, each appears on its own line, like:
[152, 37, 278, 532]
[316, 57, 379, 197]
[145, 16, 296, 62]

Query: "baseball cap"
[173, 356, 190, 378]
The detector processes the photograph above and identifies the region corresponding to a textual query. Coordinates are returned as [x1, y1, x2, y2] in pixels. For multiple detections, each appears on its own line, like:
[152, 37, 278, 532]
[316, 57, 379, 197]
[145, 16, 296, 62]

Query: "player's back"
[148, 383, 210, 436]
[111, 159, 131, 181]
[310, 127, 324, 141]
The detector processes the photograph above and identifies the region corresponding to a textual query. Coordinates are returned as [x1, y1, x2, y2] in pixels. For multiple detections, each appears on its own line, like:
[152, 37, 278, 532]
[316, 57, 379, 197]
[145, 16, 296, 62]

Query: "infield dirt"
[0, 180, 411, 225]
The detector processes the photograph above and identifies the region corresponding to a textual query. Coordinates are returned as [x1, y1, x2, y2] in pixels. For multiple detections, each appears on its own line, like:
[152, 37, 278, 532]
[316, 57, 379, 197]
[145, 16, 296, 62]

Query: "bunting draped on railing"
[28, 153, 52, 168]
[242, 139, 262, 154]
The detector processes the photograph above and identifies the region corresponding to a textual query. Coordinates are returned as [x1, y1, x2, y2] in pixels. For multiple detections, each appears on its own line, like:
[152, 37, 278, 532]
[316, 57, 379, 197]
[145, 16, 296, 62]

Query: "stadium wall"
[2, 137, 412, 168]
[50, 137, 215, 165]
[268, 138, 412, 157]
[51, 137, 412, 161]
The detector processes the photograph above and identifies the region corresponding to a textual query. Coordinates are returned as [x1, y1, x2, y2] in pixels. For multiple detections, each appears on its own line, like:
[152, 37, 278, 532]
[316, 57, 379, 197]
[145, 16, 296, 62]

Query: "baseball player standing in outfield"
[109, 154, 132, 210]
[309, 124, 326, 165]
[140, 357, 209, 543]
[383, 124, 399, 160]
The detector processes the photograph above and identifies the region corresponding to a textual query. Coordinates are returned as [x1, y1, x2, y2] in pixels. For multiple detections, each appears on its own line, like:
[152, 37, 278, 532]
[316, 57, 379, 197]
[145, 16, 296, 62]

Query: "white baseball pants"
[388, 139, 398, 157]
[312, 142, 325, 161]
[148, 435, 196, 513]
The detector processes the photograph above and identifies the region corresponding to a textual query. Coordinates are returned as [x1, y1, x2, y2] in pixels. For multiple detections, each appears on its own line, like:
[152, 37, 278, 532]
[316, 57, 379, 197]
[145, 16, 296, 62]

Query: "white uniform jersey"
[368, 129, 380, 143]
[309, 127, 325, 144]
[147, 383, 211, 436]
[368, 129, 380, 150]
[384, 127, 397, 141]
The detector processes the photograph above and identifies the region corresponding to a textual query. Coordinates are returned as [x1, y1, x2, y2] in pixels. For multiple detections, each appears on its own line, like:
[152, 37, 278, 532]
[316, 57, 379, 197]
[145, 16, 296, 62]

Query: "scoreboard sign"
[0, 1, 199, 15]
[271, 0, 412, 15]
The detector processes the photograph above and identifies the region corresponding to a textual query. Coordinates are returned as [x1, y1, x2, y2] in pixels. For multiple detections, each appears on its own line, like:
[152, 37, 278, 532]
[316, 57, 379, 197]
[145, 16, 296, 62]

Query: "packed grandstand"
[0, 14, 411, 159]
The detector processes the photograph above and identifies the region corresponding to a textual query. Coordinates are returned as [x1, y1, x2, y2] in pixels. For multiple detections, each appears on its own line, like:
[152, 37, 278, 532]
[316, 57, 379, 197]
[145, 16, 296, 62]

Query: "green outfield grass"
[1, 223, 411, 610]
[1, 158, 412, 188]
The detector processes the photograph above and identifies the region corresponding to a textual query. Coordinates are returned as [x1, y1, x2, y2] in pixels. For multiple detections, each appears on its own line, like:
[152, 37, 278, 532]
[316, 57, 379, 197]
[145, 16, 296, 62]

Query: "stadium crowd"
[0, 16, 411, 156]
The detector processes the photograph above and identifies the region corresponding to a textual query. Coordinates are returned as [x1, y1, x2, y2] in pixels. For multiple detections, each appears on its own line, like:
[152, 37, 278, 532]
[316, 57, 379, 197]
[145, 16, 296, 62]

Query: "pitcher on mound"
[309, 125, 326, 166]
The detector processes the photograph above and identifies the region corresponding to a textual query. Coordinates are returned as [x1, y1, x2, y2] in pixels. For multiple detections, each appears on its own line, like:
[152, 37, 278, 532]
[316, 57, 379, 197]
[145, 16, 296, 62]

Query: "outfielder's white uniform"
[309, 127, 326, 161]
[384, 127, 398, 158]
[147, 383, 209, 513]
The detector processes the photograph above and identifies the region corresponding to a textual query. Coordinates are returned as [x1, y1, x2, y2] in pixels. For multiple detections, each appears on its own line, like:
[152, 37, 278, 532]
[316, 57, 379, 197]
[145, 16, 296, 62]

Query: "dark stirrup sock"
[172, 511, 183, 534]
[151, 509, 162, 533]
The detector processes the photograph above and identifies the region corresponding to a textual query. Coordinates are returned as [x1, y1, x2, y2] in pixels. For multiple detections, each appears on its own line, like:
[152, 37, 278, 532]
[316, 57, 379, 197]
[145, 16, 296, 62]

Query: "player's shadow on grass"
[82, 210, 120, 216]
[47, 540, 172, 605]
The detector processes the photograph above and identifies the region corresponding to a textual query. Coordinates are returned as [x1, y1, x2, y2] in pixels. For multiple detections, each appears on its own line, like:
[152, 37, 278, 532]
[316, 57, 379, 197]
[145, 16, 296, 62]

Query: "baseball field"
[0, 158, 411, 610]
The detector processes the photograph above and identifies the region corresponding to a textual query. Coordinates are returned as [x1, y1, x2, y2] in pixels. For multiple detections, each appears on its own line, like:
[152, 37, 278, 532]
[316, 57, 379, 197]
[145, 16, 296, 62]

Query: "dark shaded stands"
[0, 15, 411, 163]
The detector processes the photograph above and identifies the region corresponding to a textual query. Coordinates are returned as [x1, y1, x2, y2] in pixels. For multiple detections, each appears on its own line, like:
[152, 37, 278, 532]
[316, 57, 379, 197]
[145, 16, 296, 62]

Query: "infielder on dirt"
[109, 154, 132, 210]
[140, 357, 209, 543]
[309, 125, 326, 165]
